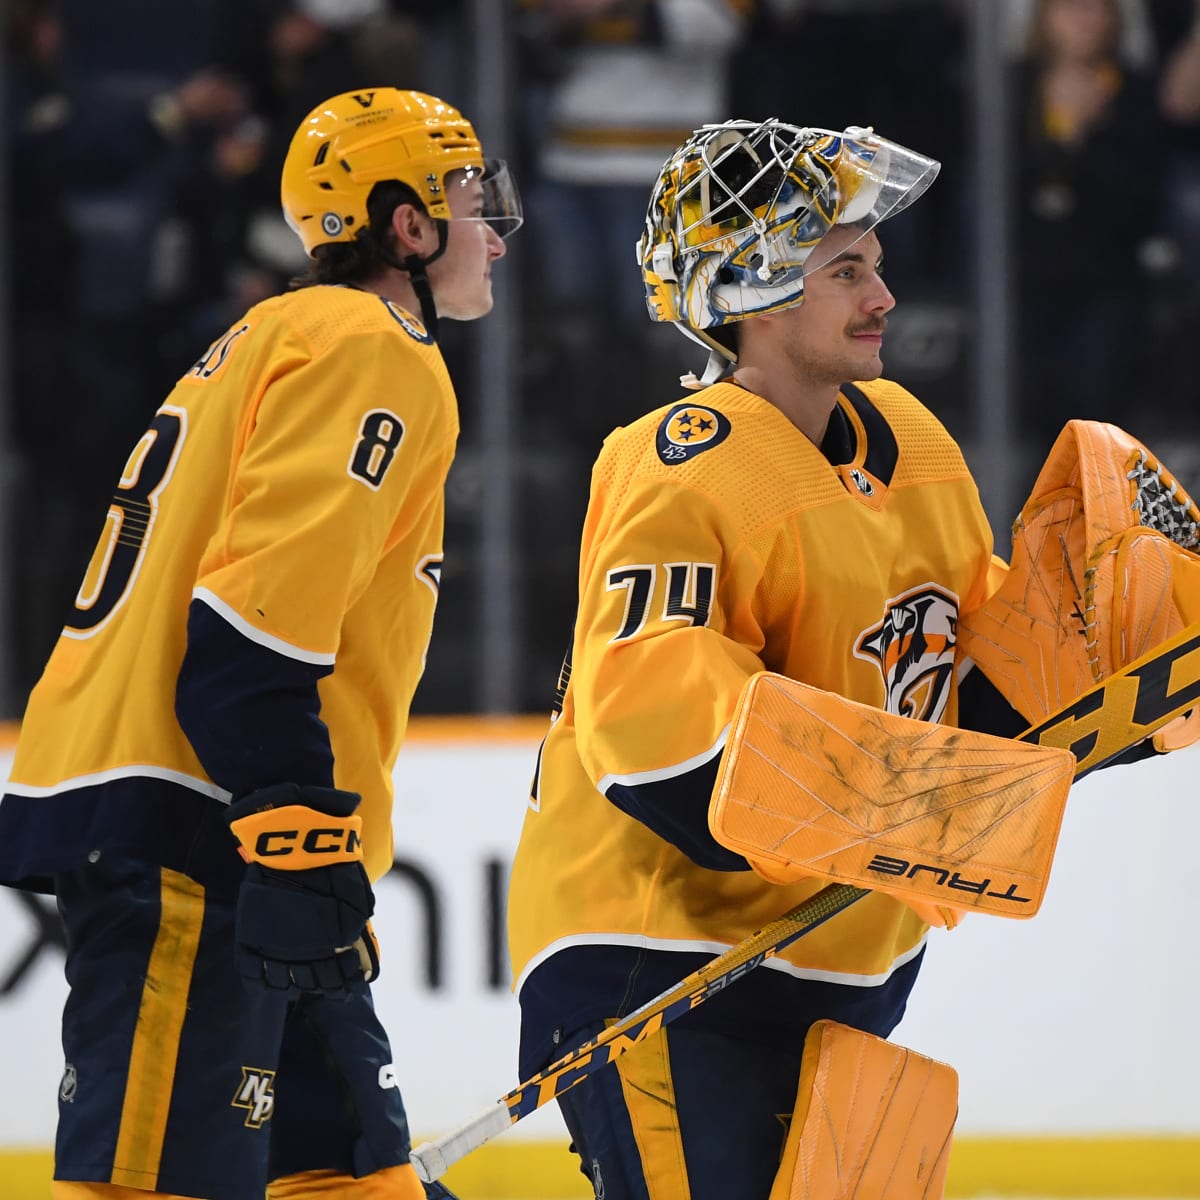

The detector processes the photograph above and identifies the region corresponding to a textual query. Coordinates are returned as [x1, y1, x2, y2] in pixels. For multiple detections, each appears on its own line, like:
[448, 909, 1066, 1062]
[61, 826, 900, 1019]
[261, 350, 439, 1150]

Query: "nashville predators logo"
[383, 299, 434, 344]
[854, 585, 958, 723]
[656, 403, 731, 465]
[231, 1067, 276, 1128]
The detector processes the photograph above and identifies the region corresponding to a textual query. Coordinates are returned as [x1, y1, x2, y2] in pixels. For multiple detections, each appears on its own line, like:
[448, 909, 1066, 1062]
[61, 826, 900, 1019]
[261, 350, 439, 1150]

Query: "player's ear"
[389, 202, 436, 258]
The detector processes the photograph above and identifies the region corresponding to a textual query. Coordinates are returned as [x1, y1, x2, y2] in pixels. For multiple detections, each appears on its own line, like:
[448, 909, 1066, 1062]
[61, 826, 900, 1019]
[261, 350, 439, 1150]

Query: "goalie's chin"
[849, 354, 885, 382]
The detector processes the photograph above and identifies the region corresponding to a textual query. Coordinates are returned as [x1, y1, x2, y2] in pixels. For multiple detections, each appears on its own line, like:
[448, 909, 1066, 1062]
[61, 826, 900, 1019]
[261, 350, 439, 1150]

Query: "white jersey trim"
[192, 587, 336, 667]
[597, 724, 730, 794]
[4, 764, 232, 803]
[513, 930, 928, 999]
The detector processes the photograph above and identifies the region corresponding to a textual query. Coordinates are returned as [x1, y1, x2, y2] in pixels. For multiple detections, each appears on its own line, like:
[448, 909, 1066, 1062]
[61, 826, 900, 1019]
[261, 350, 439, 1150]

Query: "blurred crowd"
[7, 0, 1200, 713]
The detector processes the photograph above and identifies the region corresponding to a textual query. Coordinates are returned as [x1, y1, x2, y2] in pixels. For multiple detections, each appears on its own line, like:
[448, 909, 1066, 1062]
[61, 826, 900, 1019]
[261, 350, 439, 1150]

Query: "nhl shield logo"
[854, 585, 958, 723]
[849, 467, 875, 497]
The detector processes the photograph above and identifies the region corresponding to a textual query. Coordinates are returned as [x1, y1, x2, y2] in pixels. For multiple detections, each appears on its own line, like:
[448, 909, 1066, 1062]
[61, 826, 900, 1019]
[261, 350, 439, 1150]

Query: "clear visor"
[799, 127, 939, 275]
[449, 158, 523, 239]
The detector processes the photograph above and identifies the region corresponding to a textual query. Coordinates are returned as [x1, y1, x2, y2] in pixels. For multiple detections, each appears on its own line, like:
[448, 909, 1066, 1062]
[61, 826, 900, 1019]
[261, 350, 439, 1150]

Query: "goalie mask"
[637, 120, 939, 377]
[280, 87, 522, 258]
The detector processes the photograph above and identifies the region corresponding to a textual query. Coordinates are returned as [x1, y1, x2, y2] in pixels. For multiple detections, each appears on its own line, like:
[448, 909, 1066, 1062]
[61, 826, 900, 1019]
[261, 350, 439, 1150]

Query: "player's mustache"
[848, 319, 888, 336]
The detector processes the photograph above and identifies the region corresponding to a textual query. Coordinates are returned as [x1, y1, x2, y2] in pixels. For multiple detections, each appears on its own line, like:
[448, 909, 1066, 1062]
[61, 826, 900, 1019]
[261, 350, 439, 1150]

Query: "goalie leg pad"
[267, 1164, 433, 1199]
[767, 1021, 957, 1200]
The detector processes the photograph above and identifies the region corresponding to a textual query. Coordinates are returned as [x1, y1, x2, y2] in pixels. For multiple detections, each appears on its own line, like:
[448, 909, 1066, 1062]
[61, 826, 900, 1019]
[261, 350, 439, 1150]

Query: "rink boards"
[0, 719, 1197, 1196]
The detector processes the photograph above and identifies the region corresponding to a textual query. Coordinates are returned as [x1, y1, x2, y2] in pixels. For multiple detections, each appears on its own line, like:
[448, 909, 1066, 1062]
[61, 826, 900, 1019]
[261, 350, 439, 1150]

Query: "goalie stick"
[411, 620, 1200, 1184]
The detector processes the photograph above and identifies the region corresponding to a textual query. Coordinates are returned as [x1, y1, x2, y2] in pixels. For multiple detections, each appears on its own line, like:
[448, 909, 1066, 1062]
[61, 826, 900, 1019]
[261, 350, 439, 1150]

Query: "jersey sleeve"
[571, 471, 765, 869]
[176, 600, 335, 795]
[177, 329, 452, 796]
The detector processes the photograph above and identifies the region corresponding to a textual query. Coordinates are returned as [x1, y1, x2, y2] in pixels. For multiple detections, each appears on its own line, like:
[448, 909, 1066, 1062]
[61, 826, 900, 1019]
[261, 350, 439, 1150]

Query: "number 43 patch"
[348, 409, 404, 489]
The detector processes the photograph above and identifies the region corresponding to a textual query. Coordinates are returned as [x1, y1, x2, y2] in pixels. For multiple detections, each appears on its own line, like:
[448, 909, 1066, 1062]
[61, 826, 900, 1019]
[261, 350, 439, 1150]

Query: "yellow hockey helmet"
[281, 88, 486, 256]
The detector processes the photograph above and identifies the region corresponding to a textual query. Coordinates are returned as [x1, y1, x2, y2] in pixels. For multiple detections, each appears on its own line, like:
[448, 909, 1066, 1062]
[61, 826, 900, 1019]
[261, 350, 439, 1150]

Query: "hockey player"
[0, 88, 521, 1200]
[506, 117, 1200, 1199]
[506, 119, 984, 1199]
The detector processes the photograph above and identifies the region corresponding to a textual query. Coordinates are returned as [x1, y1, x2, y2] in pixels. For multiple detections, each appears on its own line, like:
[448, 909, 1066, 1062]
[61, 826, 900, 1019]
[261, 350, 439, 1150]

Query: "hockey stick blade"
[410, 620, 1200, 1183]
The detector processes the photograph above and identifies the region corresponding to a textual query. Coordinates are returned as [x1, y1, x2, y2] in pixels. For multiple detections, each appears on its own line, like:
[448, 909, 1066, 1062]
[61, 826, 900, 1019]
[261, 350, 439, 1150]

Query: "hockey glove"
[226, 783, 380, 995]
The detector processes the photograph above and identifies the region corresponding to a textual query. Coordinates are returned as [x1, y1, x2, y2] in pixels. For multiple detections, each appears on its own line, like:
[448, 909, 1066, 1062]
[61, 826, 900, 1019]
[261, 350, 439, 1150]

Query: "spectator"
[517, 1, 748, 365]
[7, 0, 77, 698]
[5, 0, 263, 699]
[725, 2, 971, 432]
[1010, 0, 1167, 443]
[728, 1, 968, 297]
[5, 0, 474, 714]
[507, 1, 751, 710]
[1154, 2, 1200, 293]
[1132, 1, 1200, 448]
[230, 0, 438, 317]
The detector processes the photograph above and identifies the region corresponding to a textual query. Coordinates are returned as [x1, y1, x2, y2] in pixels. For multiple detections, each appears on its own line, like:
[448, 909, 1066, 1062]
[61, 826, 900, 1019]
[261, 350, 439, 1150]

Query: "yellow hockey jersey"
[0, 285, 457, 889]
[509, 378, 996, 998]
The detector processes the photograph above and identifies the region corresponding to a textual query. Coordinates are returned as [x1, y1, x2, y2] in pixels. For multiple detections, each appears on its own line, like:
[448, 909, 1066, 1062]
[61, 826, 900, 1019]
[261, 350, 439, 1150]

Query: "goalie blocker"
[708, 674, 1077, 928]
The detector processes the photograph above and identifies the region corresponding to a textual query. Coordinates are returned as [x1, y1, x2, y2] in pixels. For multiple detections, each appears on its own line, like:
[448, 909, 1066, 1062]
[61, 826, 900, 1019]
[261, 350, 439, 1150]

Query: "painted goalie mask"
[637, 119, 939, 372]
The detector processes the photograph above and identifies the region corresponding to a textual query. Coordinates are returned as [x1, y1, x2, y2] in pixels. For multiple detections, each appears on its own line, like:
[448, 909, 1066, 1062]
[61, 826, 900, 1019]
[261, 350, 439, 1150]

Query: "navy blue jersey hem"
[0, 777, 245, 897]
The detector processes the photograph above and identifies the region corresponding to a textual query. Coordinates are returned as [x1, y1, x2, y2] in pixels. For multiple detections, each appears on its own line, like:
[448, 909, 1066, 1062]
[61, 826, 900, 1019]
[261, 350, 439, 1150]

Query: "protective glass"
[450, 158, 523, 239]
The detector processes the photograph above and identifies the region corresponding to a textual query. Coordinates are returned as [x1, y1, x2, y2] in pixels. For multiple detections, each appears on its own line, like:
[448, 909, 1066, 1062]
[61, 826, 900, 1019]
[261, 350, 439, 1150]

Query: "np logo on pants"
[232, 1067, 276, 1128]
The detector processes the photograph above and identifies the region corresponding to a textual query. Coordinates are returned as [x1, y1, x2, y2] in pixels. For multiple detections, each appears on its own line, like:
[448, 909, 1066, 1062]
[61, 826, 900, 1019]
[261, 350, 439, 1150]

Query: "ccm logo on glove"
[230, 804, 363, 869]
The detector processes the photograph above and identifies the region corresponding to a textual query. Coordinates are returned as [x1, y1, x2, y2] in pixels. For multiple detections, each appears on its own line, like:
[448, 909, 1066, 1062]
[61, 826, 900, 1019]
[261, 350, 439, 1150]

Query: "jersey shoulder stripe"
[192, 587, 335, 666]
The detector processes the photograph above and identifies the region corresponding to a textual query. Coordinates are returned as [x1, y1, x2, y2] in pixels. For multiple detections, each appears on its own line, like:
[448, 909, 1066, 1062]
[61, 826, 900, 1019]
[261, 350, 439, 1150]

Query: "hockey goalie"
[707, 418, 1200, 1200]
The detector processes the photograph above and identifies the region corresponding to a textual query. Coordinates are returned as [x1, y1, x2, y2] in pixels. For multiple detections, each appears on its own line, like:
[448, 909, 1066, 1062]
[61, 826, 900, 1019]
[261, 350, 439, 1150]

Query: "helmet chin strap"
[674, 322, 738, 391]
[679, 347, 732, 392]
[383, 220, 449, 341]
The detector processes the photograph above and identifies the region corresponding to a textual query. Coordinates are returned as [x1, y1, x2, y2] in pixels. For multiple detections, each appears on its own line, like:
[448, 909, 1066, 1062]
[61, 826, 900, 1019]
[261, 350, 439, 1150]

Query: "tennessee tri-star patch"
[655, 403, 732, 465]
[383, 298, 434, 344]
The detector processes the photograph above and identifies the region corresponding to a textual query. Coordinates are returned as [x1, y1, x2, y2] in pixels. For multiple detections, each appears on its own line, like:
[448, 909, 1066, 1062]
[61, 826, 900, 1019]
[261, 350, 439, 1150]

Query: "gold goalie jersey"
[0, 286, 457, 887]
[508, 378, 997, 994]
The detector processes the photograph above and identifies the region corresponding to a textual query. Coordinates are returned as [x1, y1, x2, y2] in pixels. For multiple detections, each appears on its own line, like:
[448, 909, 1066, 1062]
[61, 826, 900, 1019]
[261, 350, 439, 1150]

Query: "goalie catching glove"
[958, 420, 1200, 753]
[227, 783, 380, 995]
